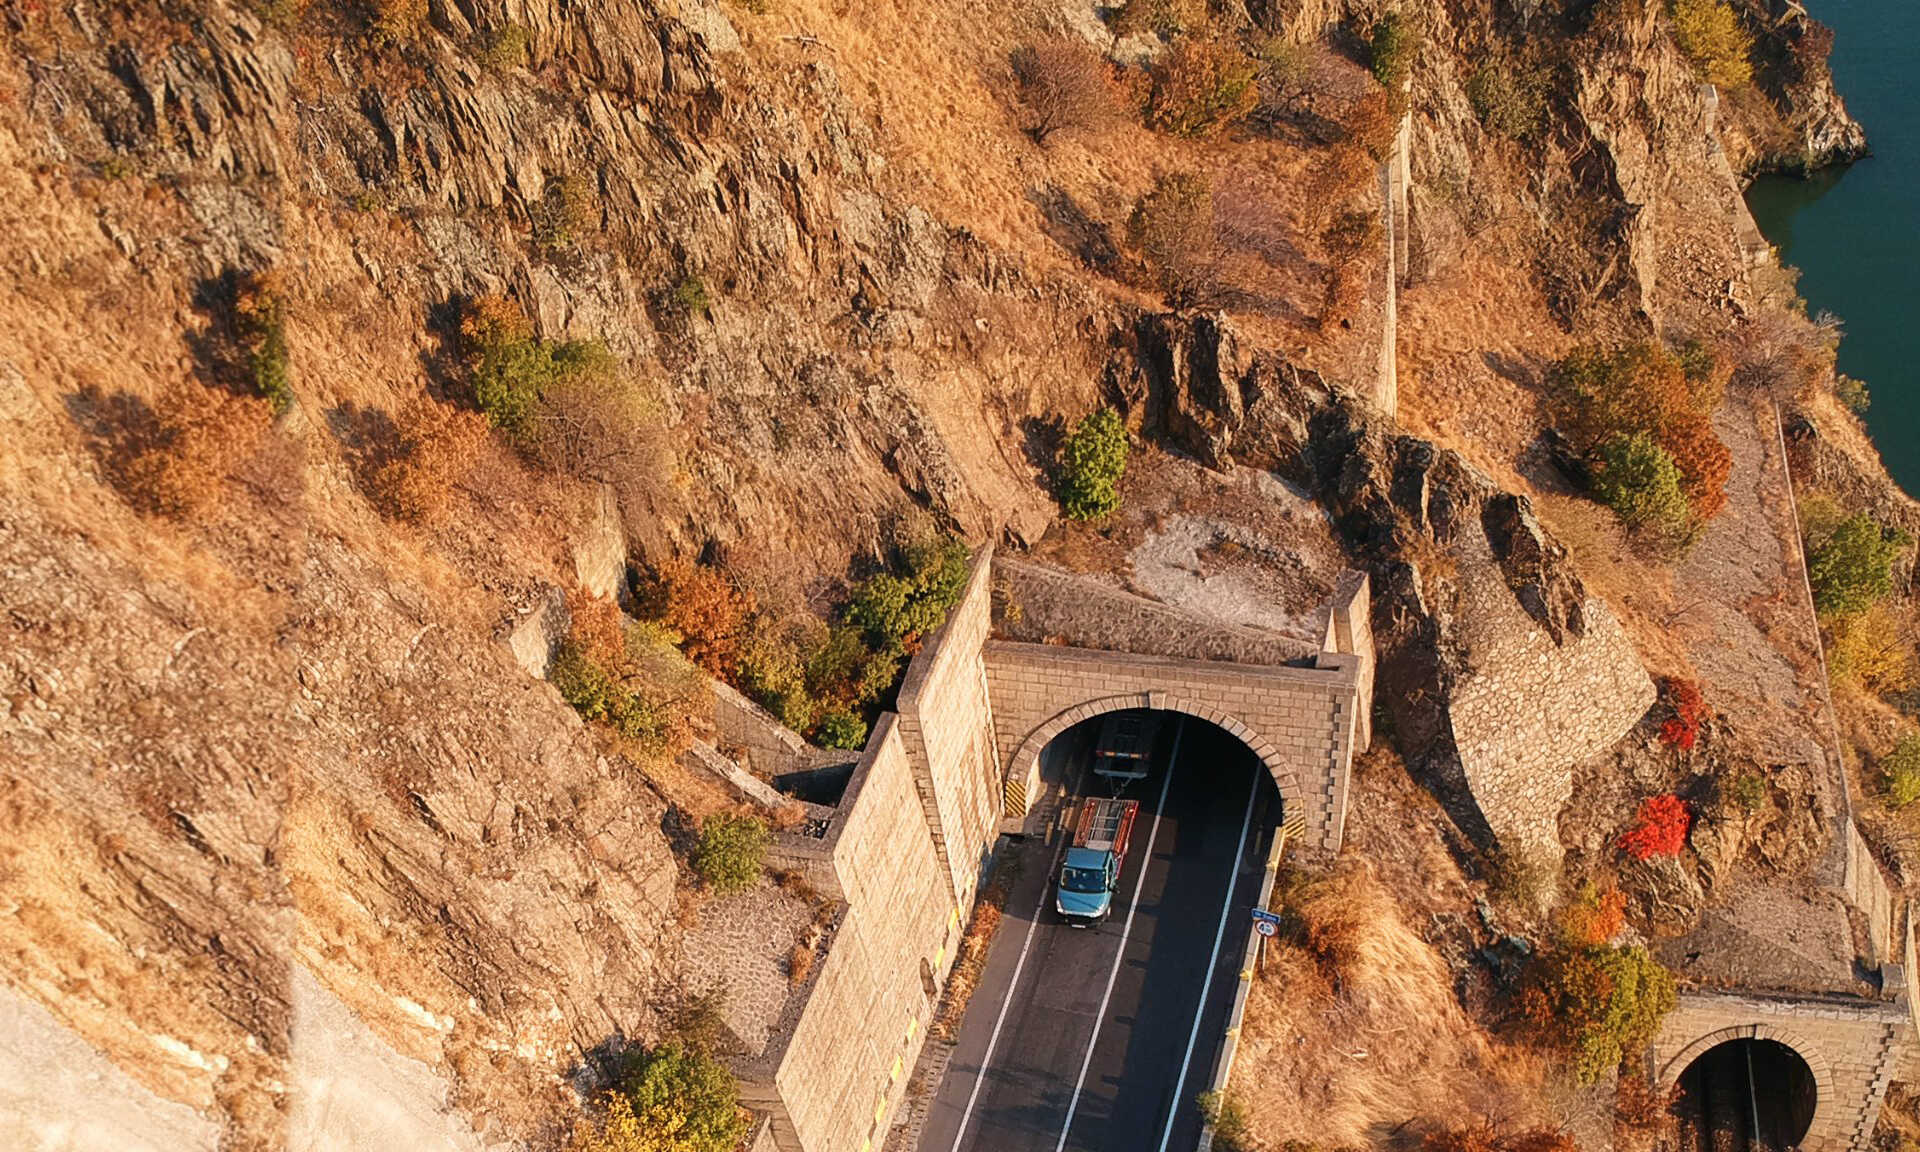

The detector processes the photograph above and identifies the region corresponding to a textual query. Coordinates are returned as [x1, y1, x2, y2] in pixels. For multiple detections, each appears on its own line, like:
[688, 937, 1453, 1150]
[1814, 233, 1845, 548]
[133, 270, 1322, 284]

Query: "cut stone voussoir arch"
[1005, 691, 1309, 828]
[1658, 1022, 1836, 1144]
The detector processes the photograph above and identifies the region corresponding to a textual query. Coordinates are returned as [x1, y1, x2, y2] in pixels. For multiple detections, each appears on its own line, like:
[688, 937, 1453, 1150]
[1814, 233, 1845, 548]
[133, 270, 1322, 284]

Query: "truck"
[1055, 796, 1140, 926]
[1090, 711, 1156, 792]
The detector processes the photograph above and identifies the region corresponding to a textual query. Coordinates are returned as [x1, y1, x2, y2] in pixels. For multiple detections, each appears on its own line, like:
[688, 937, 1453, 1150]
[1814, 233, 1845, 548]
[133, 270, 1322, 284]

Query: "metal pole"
[1746, 1042, 1763, 1152]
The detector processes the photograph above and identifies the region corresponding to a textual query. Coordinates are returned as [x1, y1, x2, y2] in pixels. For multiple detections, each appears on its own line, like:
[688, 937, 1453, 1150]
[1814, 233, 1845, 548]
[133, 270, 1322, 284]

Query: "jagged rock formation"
[1112, 312, 1654, 856]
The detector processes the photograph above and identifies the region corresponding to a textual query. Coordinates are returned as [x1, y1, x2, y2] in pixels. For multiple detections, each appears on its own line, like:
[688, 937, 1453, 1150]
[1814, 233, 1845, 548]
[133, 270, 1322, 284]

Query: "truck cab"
[1056, 797, 1138, 926]
[1090, 711, 1156, 792]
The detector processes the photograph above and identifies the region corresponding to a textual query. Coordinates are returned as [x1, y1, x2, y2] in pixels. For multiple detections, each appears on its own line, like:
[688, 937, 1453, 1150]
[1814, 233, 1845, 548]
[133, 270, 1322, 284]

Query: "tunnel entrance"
[1675, 1039, 1817, 1152]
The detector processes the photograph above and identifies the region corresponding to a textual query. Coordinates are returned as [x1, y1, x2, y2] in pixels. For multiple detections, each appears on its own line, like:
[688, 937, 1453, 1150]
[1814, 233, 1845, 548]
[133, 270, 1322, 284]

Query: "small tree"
[570, 1042, 749, 1152]
[1592, 433, 1691, 540]
[1127, 170, 1221, 307]
[846, 536, 971, 652]
[119, 384, 270, 519]
[1012, 38, 1116, 145]
[1669, 0, 1753, 89]
[694, 813, 771, 893]
[1808, 511, 1906, 618]
[370, 397, 490, 524]
[1520, 944, 1677, 1082]
[1143, 37, 1260, 139]
[1319, 208, 1382, 331]
[1057, 408, 1129, 521]
[1620, 795, 1691, 861]
[1827, 603, 1917, 694]
[650, 558, 754, 675]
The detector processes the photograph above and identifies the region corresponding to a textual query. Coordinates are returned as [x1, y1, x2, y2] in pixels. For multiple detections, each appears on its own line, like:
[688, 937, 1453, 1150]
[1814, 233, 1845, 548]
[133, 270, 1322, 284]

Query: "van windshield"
[1060, 865, 1107, 894]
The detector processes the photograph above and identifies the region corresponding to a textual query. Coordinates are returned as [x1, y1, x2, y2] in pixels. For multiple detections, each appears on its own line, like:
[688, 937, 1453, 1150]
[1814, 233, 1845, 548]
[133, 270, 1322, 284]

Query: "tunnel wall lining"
[1653, 992, 1912, 1152]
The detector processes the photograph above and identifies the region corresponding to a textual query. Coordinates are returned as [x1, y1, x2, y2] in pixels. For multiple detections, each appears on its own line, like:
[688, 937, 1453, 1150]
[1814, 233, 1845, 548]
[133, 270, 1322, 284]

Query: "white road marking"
[1052, 718, 1186, 1152]
[945, 747, 1083, 1152]
[1154, 759, 1261, 1152]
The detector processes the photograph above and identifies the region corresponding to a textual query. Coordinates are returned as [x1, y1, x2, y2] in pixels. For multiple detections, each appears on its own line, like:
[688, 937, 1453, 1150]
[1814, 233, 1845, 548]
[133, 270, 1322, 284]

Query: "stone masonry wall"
[756, 717, 959, 1152]
[982, 642, 1364, 858]
[895, 550, 1002, 905]
[1653, 990, 1914, 1152]
[1446, 565, 1656, 855]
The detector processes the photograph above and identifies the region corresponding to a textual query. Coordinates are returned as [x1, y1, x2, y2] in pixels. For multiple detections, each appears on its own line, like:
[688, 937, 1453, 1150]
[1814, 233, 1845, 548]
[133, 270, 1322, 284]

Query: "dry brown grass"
[1235, 861, 1559, 1147]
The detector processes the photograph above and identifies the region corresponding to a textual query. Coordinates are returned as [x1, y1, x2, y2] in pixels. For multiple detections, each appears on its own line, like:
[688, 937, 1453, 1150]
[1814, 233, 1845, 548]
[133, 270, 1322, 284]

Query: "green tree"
[846, 537, 971, 652]
[1592, 432, 1691, 540]
[1808, 511, 1906, 618]
[1058, 408, 1129, 520]
[694, 813, 770, 893]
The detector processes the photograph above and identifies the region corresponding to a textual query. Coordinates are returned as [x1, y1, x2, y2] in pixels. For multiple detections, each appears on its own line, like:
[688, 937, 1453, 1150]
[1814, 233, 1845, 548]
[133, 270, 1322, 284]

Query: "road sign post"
[1250, 908, 1280, 977]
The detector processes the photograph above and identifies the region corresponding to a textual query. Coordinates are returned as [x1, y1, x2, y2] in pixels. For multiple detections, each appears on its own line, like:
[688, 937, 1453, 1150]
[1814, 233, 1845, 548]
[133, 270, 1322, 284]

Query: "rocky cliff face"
[0, 0, 1882, 1144]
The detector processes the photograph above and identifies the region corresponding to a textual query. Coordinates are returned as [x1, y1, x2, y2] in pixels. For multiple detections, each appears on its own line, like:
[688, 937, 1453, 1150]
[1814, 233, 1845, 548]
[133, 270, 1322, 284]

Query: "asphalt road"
[921, 715, 1276, 1152]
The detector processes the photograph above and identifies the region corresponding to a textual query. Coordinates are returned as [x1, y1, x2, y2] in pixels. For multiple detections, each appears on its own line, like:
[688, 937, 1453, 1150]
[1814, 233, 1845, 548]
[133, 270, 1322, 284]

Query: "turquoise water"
[1743, 0, 1919, 498]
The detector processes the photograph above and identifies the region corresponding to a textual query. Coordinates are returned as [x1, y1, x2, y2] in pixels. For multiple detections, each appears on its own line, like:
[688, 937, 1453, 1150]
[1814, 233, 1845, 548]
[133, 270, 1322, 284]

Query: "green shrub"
[1058, 408, 1129, 520]
[461, 295, 618, 447]
[368, 0, 426, 45]
[1520, 944, 1677, 1082]
[846, 536, 971, 652]
[1808, 511, 1907, 618]
[1466, 62, 1546, 140]
[1836, 374, 1871, 413]
[552, 640, 621, 723]
[1592, 432, 1691, 540]
[1669, 0, 1753, 89]
[1368, 12, 1421, 91]
[815, 708, 869, 750]
[533, 172, 600, 254]
[479, 23, 530, 69]
[235, 272, 294, 415]
[1722, 771, 1766, 814]
[1882, 734, 1920, 808]
[694, 813, 771, 893]
[668, 274, 712, 317]
[1111, 0, 1209, 39]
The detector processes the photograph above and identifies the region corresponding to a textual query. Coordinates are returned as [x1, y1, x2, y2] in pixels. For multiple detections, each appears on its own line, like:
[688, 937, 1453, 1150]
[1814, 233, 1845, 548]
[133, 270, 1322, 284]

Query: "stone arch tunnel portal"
[1675, 1038, 1819, 1152]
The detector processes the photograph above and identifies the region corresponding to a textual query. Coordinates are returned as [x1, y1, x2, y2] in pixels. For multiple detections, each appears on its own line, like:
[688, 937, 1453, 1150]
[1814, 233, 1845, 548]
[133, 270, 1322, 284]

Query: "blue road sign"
[1250, 907, 1282, 927]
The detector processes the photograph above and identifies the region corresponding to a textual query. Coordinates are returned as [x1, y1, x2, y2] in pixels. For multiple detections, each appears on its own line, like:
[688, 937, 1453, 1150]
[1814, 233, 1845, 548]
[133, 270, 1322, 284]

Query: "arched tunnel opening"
[1675, 1039, 1818, 1152]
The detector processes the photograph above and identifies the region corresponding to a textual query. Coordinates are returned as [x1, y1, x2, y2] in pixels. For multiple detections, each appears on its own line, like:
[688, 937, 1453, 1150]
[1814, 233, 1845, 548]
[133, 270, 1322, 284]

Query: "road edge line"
[1193, 821, 1286, 1152]
[1154, 758, 1262, 1152]
[944, 750, 1081, 1152]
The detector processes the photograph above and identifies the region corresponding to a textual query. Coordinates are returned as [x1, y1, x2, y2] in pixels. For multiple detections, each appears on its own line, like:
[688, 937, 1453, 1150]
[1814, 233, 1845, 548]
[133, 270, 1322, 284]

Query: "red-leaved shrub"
[1620, 795, 1691, 861]
[1657, 677, 1707, 750]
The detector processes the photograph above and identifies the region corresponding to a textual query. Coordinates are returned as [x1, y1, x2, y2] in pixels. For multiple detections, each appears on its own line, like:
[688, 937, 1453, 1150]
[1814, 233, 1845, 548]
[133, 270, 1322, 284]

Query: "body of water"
[1743, 0, 1919, 498]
